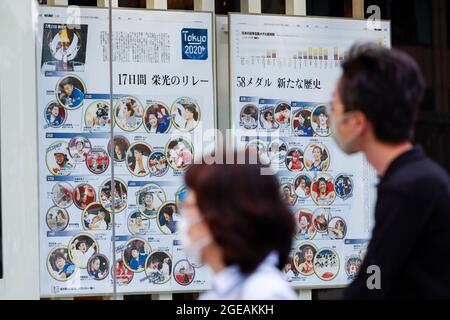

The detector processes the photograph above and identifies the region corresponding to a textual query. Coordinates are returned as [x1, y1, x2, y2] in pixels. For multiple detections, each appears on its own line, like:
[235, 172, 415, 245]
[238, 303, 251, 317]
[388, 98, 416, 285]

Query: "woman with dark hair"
[113, 140, 125, 161]
[297, 212, 315, 240]
[313, 177, 336, 204]
[132, 146, 149, 175]
[159, 206, 177, 234]
[145, 104, 171, 133]
[52, 252, 75, 280]
[328, 219, 345, 239]
[261, 110, 278, 130]
[180, 150, 296, 300]
[125, 101, 136, 128]
[294, 110, 313, 136]
[296, 246, 315, 276]
[310, 146, 325, 172]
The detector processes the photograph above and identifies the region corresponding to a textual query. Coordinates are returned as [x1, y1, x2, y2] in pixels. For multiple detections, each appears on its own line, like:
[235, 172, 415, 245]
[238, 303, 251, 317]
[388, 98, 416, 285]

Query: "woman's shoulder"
[241, 267, 297, 300]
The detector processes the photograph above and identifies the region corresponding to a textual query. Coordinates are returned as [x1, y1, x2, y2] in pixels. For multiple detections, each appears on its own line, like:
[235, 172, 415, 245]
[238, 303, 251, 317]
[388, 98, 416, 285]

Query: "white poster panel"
[229, 13, 390, 288]
[36, 6, 214, 297]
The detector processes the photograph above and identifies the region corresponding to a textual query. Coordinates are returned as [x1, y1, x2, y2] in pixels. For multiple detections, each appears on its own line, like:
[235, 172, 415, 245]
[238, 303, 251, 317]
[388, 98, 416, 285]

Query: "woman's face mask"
[330, 111, 362, 155]
[328, 86, 363, 155]
[178, 215, 212, 264]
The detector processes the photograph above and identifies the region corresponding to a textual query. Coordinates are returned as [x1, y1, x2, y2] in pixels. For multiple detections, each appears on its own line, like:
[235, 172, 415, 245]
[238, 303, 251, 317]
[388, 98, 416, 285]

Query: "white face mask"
[331, 112, 361, 155]
[178, 215, 212, 265]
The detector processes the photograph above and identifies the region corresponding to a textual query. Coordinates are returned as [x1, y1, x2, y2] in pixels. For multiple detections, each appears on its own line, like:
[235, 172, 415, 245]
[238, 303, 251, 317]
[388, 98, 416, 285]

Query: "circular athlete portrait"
[171, 97, 201, 132]
[73, 183, 96, 210]
[68, 233, 99, 269]
[157, 202, 180, 235]
[126, 142, 152, 177]
[274, 102, 291, 128]
[55, 74, 86, 110]
[86, 148, 109, 174]
[313, 208, 331, 233]
[144, 102, 172, 133]
[240, 104, 258, 130]
[334, 174, 354, 200]
[303, 143, 330, 172]
[44, 101, 67, 128]
[145, 251, 172, 284]
[166, 137, 194, 171]
[293, 243, 317, 276]
[52, 182, 74, 208]
[112, 259, 133, 285]
[292, 108, 313, 137]
[82, 202, 111, 231]
[175, 185, 189, 209]
[311, 173, 336, 206]
[84, 101, 112, 132]
[285, 148, 304, 171]
[46, 206, 69, 231]
[99, 178, 127, 213]
[280, 183, 297, 207]
[87, 254, 109, 281]
[47, 246, 76, 282]
[311, 104, 332, 137]
[127, 211, 150, 235]
[46, 141, 74, 176]
[294, 174, 312, 200]
[68, 135, 91, 161]
[259, 107, 280, 131]
[268, 139, 288, 165]
[345, 255, 363, 279]
[136, 183, 166, 219]
[174, 259, 195, 286]
[114, 96, 144, 132]
[296, 209, 316, 240]
[327, 217, 347, 240]
[122, 238, 151, 273]
[148, 151, 169, 177]
[314, 248, 340, 281]
[107, 135, 130, 163]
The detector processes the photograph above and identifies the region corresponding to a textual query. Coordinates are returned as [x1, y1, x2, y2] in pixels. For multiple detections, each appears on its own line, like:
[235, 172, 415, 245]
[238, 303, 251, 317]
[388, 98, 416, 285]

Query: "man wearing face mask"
[332, 43, 450, 299]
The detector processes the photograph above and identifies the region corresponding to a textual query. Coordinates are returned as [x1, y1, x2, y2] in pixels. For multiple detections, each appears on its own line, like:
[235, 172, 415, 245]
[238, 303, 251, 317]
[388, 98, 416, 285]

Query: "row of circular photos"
[294, 208, 347, 241]
[240, 102, 332, 138]
[285, 244, 340, 281]
[249, 139, 331, 172]
[45, 135, 194, 177]
[47, 237, 198, 287]
[281, 172, 353, 207]
[49, 74, 201, 133]
[46, 198, 181, 235]
[49, 177, 185, 214]
[285, 243, 365, 282]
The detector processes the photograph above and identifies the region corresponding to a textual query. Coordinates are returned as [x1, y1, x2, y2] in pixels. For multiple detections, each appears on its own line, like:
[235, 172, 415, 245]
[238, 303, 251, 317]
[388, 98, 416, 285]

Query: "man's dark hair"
[339, 43, 425, 142]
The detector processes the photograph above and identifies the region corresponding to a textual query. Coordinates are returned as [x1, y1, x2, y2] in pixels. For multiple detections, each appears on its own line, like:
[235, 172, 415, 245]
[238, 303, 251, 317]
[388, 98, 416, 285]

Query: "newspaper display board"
[229, 13, 390, 288]
[36, 6, 214, 297]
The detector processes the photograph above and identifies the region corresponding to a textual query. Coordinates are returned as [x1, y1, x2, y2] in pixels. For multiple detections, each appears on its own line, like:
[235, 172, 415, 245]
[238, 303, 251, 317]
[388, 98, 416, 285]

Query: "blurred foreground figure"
[180, 150, 297, 300]
[331, 43, 450, 299]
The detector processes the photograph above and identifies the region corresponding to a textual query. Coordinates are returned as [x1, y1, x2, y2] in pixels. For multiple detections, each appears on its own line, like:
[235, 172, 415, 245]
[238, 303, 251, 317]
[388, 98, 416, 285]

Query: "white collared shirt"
[200, 252, 297, 300]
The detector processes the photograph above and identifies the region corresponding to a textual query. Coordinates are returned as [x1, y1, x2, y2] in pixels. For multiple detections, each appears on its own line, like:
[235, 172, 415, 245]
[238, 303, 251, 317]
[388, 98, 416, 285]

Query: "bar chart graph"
[235, 24, 388, 69]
